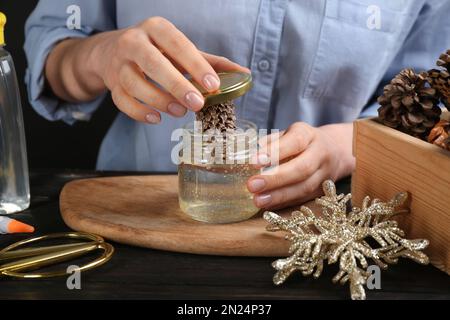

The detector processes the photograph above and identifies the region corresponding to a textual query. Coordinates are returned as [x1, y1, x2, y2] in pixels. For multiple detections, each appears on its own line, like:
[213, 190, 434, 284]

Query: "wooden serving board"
[60, 175, 312, 257]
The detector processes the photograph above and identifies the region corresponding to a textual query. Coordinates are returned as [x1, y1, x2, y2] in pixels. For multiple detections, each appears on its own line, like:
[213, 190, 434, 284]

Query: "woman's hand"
[247, 122, 355, 210]
[45, 17, 249, 123]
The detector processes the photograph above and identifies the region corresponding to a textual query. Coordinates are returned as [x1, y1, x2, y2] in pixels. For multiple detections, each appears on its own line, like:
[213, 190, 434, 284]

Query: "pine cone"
[428, 50, 450, 109]
[196, 100, 236, 132]
[428, 120, 450, 151]
[377, 68, 441, 139]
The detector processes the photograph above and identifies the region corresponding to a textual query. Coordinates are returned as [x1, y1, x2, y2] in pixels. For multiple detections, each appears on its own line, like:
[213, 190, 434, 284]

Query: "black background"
[0, 1, 117, 169]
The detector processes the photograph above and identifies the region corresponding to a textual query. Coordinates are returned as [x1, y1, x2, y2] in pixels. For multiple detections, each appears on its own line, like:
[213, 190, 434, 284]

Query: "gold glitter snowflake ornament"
[263, 180, 430, 300]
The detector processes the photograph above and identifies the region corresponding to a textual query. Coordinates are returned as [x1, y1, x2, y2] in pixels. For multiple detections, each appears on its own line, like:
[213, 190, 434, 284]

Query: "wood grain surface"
[59, 175, 305, 257]
[2, 170, 448, 300]
[352, 118, 450, 275]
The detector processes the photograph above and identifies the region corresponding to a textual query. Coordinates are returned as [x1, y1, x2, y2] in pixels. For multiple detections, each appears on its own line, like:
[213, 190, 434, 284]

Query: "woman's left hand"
[247, 122, 355, 210]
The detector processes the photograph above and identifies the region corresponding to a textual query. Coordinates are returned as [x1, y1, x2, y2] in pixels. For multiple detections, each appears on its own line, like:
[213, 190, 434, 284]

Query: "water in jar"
[178, 163, 260, 223]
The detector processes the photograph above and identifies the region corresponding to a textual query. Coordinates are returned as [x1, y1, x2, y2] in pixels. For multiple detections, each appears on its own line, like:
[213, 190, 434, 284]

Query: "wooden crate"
[352, 118, 450, 275]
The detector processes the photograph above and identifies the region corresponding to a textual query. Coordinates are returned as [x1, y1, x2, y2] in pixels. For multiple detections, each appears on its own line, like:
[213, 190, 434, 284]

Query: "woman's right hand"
[88, 17, 249, 123]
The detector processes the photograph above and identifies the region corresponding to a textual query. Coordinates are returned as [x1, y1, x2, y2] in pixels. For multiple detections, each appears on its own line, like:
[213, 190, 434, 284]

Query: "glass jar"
[178, 119, 260, 223]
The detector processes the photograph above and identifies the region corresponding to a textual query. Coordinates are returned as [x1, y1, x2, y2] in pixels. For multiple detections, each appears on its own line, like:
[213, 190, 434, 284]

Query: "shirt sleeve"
[24, 0, 116, 124]
[359, 0, 450, 118]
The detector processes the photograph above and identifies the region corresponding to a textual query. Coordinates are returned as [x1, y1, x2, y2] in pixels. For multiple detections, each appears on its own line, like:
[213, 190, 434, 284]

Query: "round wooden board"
[60, 175, 314, 257]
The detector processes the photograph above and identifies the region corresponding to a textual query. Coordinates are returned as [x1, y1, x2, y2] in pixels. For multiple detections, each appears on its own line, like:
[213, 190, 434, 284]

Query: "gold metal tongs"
[0, 232, 114, 278]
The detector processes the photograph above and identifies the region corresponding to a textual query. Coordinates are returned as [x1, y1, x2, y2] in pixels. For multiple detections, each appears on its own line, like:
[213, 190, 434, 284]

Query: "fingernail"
[257, 153, 271, 166]
[145, 113, 160, 124]
[255, 194, 272, 207]
[248, 178, 266, 193]
[185, 91, 204, 111]
[168, 102, 187, 117]
[203, 74, 220, 91]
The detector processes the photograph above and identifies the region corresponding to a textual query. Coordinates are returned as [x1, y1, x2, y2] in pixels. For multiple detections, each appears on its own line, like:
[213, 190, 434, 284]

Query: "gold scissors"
[0, 232, 114, 278]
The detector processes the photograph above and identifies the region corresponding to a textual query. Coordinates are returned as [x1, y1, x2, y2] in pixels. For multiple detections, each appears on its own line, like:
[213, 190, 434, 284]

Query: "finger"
[201, 52, 251, 73]
[119, 63, 187, 117]
[167, 52, 251, 78]
[119, 29, 205, 111]
[143, 18, 221, 93]
[250, 130, 285, 167]
[162, 52, 187, 74]
[111, 85, 161, 124]
[253, 169, 326, 209]
[259, 123, 315, 165]
[247, 142, 321, 193]
[258, 130, 285, 148]
[133, 41, 206, 111]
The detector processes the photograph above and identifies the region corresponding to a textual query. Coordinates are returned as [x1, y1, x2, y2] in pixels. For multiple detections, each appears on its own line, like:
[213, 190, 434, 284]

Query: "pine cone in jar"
[377, 68, 441, 139]
[428, 120, 450, 151]
[196, 100, 236, 133]
[428, 50, 450, 109]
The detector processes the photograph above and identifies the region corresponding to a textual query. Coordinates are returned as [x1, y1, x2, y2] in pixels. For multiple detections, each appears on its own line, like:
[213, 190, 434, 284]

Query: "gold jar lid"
[192, 71, 253, 107]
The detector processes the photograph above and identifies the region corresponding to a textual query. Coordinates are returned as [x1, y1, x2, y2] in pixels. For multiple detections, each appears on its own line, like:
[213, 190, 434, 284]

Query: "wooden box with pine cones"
[352, 50, 450, 275]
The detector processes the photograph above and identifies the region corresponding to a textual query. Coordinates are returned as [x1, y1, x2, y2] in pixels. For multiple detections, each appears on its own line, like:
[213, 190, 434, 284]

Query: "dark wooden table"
[0, 170, 449, 300]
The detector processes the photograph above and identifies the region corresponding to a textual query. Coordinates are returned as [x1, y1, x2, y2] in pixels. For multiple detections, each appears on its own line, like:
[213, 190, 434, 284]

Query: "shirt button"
[257, 59, 271, 72]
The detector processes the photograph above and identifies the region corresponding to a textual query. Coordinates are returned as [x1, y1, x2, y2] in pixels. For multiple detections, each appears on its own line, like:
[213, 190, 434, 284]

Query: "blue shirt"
[24, 0, 450, 171]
